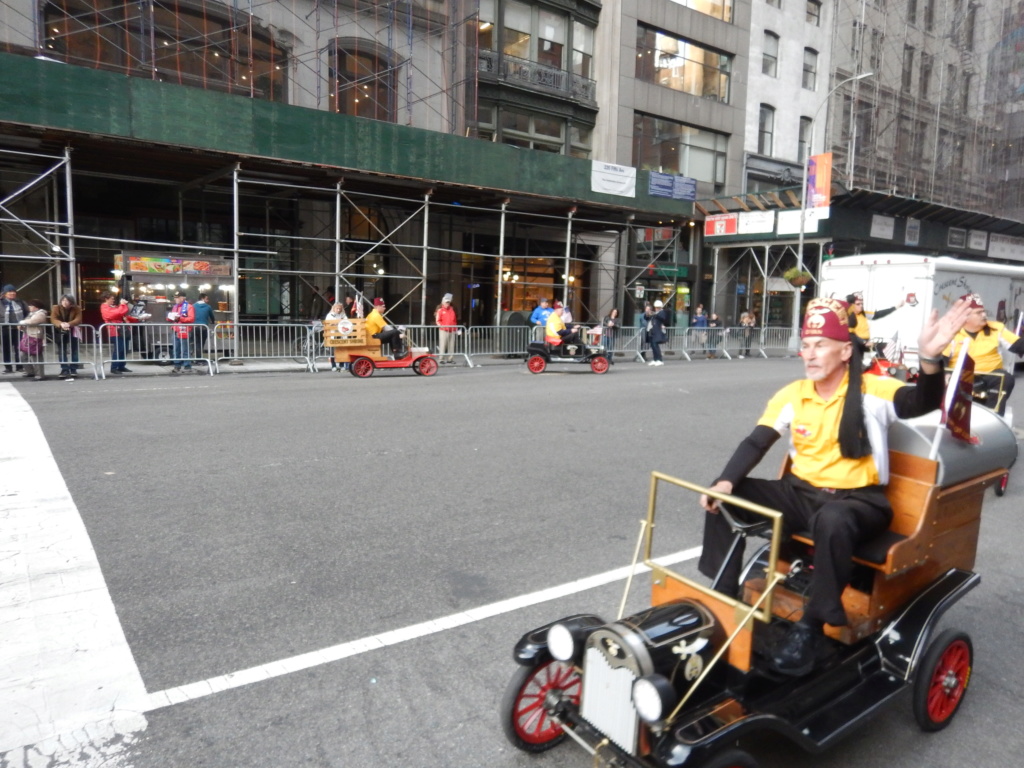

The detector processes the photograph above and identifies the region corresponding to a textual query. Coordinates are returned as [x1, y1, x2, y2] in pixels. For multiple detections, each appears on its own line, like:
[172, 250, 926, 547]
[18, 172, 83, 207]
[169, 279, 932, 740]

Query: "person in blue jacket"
[529, 298, 553, 340]
[191, 293, 217, 365]
[648, 299, 671, 366]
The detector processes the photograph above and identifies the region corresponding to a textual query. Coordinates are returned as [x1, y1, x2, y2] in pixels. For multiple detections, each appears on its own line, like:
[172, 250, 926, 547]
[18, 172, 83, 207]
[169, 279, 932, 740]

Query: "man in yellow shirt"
[846, 291, 904, 348]
[698, 295, 971, 676]
[366, 297, 407, 358]
[544, 301, 581, 349]
[942, 293, 1024, 415]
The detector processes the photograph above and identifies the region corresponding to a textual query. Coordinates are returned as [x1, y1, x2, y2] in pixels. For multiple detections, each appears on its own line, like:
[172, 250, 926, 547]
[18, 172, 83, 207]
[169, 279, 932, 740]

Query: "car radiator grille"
[579, 645, 639, 754]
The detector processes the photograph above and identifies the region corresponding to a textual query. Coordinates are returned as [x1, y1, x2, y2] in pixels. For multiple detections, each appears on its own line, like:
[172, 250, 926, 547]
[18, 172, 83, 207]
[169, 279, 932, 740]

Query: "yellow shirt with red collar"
[545, 313, 566, 344]
[942, 322, 1020, 373]
[757, 373, 905, 488]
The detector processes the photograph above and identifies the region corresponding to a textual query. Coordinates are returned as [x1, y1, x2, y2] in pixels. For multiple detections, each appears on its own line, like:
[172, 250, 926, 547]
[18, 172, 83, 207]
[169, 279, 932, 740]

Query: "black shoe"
[121, 367, 134, 373]
[110, 369, 123, 374]
[59, 372, 69, 380]
[771, 621, 819, 677]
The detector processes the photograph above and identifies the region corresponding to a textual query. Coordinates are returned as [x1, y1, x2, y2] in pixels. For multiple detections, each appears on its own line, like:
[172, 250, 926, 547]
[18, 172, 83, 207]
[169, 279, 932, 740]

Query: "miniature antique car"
[525, 338, 610, 374]
[501, 409, 1016, 768]
[322, 317, 438, 378]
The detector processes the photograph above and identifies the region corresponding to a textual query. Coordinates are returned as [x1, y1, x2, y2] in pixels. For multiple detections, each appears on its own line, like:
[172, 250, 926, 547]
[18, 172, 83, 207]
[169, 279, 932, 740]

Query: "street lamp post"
[791, 71, 873, 346]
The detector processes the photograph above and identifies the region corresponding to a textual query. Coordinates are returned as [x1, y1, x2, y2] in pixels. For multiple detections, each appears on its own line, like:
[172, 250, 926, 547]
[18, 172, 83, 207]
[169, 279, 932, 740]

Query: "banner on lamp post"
[807, 152, 833, 208]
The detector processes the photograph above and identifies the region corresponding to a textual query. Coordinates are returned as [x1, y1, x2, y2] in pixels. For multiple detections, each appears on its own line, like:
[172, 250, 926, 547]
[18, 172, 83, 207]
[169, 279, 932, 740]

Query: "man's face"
[800, 337, 852, 382]
[3, 290, 15, 301]
[851, 297, 864, 315]
[964, 306, 987, 332]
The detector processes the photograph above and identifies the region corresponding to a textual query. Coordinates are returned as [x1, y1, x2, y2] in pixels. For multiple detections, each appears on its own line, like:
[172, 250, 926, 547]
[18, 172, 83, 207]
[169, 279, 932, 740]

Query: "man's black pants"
[697, 475, 891, 626]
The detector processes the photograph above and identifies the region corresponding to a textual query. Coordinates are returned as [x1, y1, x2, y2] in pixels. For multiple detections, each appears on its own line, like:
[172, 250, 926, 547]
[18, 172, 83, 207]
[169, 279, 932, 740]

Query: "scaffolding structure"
[1, 0, 480, 134]
[825, 0, 1006, 213]
[0, 146, 676, 326]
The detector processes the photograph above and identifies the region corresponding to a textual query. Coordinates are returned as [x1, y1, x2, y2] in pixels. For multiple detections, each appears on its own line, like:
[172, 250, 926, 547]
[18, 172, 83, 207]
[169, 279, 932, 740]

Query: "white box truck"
[819, 254, 1024, 365]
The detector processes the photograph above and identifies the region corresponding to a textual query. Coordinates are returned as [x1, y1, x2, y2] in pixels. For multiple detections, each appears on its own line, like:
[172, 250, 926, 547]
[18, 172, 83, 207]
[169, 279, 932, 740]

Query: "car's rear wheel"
[350, 358, 374, 378]
[913, 629, 973, 731]
[590, 355, 610, 374]
[500, 661, 580, 753]
[527, 355, 547, 374]
[697, 747, 759, 768]
[414, 357, 438, 376]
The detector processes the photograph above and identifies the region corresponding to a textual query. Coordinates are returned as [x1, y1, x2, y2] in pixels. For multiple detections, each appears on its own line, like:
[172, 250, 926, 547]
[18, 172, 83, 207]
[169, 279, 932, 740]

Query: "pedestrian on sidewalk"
[435, 293, 458, 365]
[51, 294, 83, 379]
[18, 298, 48, 380]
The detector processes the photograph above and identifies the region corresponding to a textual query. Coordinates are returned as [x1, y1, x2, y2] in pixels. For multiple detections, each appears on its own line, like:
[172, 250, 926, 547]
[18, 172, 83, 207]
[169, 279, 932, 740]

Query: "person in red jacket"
[100, 291, 134, 373]
[167, 290, 196, 373]
[435, 292, 458, 365]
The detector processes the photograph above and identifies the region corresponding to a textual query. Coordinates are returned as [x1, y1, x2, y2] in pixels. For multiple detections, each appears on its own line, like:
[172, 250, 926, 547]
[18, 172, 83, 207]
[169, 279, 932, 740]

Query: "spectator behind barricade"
[325, 301, 347, 371]
[647, 299, 670, 367]
[739, 309, 757, 359]
[17, 298, 48, 380]
[344, 293, 364, 319]
[191, 293, 216, 368]
[51, 294, 83, 380]
[435, 293, 458, 366]
[602, 307, 619, 363]
[691, 306, 709, 357]
[1, 284, 29, 373]
[100, 291, 133, 374]
[167, 290, 196, 374]
[707, 312, 723, 359]
[366, 297, 407, 359]
[942, 292, 1024, 416]
[530, 298, 553, 340]
[640, 302, 654, 357]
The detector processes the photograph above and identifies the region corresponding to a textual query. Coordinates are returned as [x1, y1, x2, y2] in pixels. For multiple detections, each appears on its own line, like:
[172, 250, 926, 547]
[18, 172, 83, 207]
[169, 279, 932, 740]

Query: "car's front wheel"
[500, 661, 580, 753]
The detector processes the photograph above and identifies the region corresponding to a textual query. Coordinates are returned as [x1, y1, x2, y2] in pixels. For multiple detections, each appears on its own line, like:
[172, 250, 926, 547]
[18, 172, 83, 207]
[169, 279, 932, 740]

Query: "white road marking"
[0, 385, 150, 757]
[1, 383, 702, 749]
[142, 546, 701, 712]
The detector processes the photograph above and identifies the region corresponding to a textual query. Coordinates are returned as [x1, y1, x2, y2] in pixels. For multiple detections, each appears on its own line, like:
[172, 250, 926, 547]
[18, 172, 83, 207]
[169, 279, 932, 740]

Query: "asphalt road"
[3, 358, 1022, 767]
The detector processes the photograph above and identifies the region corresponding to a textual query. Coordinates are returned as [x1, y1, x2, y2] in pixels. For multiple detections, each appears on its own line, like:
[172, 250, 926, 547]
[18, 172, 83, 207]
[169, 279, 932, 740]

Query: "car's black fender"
[512, 614, 605, 666]
[875, 567, 979, 680]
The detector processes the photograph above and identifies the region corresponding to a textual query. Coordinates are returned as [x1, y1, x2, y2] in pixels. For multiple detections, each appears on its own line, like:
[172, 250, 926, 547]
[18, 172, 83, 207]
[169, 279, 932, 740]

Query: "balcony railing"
[478, 50, 596, 103]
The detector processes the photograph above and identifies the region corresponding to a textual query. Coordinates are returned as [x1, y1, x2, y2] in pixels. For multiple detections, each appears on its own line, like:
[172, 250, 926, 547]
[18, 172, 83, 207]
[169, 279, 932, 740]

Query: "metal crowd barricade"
[722, 326, 761, 359]
[758, 327, 795, 357]
[466, 325, 532, 362]
[98, 322, 215, 377]
[213, 321, 318, 372]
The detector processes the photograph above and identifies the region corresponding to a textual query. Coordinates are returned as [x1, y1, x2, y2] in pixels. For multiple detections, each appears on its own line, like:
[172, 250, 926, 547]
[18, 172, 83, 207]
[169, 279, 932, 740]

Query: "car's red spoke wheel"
[415, 357, 438, 376]
[527, 355, 547, 374]
[500, 660, 580, 752]
[590, 355, 610, 374]
[913, 629, 973, 731]
[350, 358, 374, 378]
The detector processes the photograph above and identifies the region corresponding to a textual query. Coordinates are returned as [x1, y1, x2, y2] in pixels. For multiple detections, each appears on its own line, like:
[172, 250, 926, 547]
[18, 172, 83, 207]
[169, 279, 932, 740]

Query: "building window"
[907, 0, 918, 24]
[852, 21, 865, 64]
[763, 32, 779, 77]
[635, 25, 732, 103]
[503, 0, 533, 60]
[329, 43, 396, 121]
[42, 0, 288, 100]
[632, 113, 728, 186]
[806, 0, 822, 25]
[870, 29, 884, 71]
[759, 105, 775, 155]
[919, 53, 932, 100]
[802, 48, 817, 90]
[766, 0, 781, 8]
[960, 73, 972, 111]
[902, 45, 915, 91]
[475, 103, 590, 157]
[924, 0, 935, 31]
[572, 21, 594, 79]
[667, 0, 734, 23]
[798, 116, 812, 162]
[478, 0, 496, 51]
[964, 6, 976, 51]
